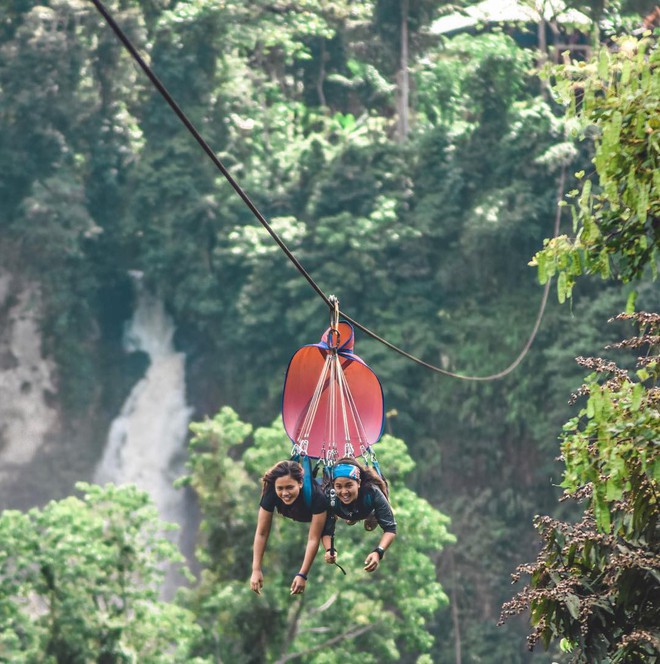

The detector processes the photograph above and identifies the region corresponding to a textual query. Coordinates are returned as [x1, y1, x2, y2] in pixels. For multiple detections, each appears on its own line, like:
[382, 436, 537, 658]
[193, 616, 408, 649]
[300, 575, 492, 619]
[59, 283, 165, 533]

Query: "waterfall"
[95, 281, 193, 557]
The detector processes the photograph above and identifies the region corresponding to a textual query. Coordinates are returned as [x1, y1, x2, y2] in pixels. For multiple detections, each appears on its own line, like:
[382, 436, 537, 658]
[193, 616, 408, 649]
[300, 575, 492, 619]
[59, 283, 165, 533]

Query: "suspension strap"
[328, 488, 346, 575]
[296, 354, 332, 447]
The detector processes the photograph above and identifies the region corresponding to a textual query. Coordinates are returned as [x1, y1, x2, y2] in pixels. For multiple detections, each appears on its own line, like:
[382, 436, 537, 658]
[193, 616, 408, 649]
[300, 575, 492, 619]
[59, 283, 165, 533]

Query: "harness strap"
[301, 455, 313, 509]
[328, 489, 346, 575]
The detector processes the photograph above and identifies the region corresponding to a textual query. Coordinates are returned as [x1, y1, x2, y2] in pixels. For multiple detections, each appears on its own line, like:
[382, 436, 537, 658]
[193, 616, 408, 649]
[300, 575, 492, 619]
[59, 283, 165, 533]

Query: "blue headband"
[333, 463, 360, 481]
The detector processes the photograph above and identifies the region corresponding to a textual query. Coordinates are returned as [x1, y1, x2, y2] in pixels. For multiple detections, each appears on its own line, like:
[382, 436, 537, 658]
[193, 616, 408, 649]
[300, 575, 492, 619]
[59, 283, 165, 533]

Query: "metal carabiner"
[327, 295, 340, 349]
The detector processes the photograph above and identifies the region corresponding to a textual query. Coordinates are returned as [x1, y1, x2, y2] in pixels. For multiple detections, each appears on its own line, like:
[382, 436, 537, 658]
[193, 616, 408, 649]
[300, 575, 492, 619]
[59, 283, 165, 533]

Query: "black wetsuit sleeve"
[322, 513, 336, 538]
[371, 487, 397, 534]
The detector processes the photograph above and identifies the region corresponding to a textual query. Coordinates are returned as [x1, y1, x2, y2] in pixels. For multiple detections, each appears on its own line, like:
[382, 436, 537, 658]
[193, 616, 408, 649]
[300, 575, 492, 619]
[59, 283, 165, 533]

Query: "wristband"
[295, 572, 307, 580]
[373, 546, 385, 560]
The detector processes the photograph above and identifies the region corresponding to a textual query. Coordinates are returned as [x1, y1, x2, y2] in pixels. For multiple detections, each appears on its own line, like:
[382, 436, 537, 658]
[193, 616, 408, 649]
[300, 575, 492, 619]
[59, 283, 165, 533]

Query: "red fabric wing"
[282, 323, 384, 459]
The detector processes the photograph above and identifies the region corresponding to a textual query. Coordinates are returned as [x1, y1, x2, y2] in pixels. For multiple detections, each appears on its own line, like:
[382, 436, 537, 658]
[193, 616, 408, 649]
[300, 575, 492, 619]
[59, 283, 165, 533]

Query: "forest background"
[0, 0, 657, 662]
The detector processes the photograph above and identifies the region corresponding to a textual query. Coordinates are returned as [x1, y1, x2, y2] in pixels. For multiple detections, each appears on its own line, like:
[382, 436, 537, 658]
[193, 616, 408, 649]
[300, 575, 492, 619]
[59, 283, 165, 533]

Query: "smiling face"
[333, 477, 360, 504]
[274, 475, 302, 505]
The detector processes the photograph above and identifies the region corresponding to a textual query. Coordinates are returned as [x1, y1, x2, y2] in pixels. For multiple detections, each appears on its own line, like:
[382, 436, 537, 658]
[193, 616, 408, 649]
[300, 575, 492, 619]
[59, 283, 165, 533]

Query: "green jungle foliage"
[502, 313, 659, 663]
[0, 483, 207, 663]
[502, 35, 659, 664]
[533, 35, 659, 301]
[0, 0, 657, 662]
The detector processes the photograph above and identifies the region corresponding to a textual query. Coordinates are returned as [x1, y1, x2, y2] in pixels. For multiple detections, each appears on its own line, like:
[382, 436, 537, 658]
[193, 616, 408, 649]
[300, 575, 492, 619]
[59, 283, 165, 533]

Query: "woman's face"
[274, 474, 302, 505]
[333, 477, 360, 504]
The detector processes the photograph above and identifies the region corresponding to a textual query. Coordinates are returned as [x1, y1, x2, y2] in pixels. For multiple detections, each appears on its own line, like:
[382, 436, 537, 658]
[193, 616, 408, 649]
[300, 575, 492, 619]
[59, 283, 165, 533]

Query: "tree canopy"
[501, 33, 659, 664]
[0, 483, 206, 663]
[533, 34, 659, 302]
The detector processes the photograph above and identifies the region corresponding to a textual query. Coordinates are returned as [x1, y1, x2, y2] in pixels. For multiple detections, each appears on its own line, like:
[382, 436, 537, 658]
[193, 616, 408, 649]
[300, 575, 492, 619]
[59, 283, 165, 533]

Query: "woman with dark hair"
[322, 457, 396, 572]
[251, 460, 328, 596]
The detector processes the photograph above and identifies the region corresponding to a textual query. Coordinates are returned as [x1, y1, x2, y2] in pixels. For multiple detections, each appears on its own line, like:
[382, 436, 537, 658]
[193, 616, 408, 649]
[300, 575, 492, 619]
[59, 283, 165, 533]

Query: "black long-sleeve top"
[323, 485, 396, 535]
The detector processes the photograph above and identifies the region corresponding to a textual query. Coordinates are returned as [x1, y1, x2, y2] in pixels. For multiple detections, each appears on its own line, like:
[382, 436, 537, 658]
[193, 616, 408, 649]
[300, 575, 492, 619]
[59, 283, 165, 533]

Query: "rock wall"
[0, 269, 60, 506]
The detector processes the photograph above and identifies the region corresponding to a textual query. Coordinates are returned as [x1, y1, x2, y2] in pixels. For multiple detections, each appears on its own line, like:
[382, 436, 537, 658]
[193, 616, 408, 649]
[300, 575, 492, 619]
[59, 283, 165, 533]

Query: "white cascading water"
[95, 279, 193, 589]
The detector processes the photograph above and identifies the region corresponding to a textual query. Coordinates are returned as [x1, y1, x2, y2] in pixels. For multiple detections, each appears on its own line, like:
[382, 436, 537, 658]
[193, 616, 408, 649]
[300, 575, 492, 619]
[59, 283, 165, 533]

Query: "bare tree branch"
[275, 623, 376, 663]
[309, 591, 338, 614]
[281, 595, 307, 655]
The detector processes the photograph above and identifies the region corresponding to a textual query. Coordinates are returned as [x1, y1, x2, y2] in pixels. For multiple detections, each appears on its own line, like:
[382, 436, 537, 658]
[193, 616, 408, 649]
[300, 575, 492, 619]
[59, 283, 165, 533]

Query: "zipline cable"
[90, 0, 562, 381]
[88, 0, 331, 310]
[345, 164, 566, 381]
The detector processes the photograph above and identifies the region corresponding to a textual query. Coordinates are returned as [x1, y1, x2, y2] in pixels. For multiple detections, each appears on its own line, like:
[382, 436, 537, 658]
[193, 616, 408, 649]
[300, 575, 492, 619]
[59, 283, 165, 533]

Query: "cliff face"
[0, 268, 119, 510]
[0, 269, 61, 506]
[0, 267, 196, 556]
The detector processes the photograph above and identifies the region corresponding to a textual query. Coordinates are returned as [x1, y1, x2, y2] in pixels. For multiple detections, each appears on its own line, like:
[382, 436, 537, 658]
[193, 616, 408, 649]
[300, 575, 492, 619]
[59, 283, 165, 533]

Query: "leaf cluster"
[533, 35, 660, 300]
[501, 312, 660, 663]
[0, 482, 205, 663]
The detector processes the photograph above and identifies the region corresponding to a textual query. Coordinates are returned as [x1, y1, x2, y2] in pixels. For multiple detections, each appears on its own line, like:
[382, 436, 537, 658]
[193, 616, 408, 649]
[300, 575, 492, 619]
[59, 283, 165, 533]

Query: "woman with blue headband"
[322, 457, 396, 572]
[251, 460, 328, 596]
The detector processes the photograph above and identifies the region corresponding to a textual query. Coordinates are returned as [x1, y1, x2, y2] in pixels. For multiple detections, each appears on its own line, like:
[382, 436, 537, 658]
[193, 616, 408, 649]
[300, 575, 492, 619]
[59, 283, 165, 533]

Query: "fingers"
[250, 572, 264, 594]
[363, 554, 379, 573]
[290, 579, 306, 595]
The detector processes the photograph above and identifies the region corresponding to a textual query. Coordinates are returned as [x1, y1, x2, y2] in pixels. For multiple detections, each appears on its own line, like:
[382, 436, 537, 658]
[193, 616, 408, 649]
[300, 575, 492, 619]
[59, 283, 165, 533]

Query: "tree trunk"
[449, 549, 462, 664]
[317, 39, 327, 108]
[397, 0, 409, 142]
[537, 11, 547, 68]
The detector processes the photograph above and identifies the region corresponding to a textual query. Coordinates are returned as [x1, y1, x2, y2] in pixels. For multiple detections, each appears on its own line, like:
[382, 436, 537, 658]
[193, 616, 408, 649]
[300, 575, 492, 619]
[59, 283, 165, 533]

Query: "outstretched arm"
[364, 489, 397, 572]
[251, 508, 273, 594]
[290, 511, 326, 594]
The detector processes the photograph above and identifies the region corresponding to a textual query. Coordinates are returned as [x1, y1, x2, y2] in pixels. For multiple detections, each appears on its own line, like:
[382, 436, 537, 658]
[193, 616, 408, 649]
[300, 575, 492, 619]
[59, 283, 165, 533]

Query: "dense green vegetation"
[502, 34, 659, 663]
[0, 483, 206, 662]
[501, 312, 659, 663]
[0, 0, 657, 661]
